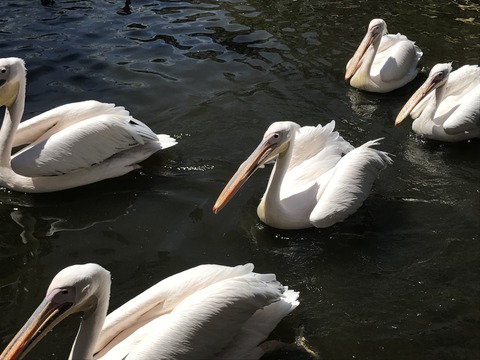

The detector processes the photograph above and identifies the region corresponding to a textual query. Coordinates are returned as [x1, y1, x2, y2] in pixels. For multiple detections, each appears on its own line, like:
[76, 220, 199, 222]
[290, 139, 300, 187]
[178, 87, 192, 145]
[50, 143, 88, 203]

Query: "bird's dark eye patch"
[48, 286, 76, 304]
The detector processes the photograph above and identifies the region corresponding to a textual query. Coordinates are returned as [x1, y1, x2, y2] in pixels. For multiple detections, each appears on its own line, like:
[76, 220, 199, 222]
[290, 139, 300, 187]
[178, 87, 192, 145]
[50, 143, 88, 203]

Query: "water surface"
[0, 1, 479, 359]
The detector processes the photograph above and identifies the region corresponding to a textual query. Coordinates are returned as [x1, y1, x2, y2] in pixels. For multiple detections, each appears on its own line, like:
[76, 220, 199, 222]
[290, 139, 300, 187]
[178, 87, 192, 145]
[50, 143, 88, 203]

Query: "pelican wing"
[444, 65, 480, 96]
[10, 114, 159, 177]
[439, 66, 480, 133]
[288, 121, 353, 171]
[95, 264, 255, 355]
[94, 264, 298, 360]
[310, 139, 392, 228]
[215, 288, 299, 359]
[375, 34, 421, 83]
[124, 275, 293, 360]
[282, 121, 353, 198]
[443, 84, 480, 134]
[13, 100, 130, 147]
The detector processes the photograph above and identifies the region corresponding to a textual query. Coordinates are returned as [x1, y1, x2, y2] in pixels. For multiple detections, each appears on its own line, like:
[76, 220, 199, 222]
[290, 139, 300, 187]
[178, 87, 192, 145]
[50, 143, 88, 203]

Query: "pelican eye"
[434, 72, 445, 82]
[48, 286, 76, 304]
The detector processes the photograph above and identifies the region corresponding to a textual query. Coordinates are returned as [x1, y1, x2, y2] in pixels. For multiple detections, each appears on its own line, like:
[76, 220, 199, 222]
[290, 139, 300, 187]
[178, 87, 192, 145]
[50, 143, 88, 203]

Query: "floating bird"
[213, 121, 392, 229]
[0, 263, 299, 360]
[0, 57, 177, 193]
[395, 63, 480, 142]
[345, 18, 422, 93]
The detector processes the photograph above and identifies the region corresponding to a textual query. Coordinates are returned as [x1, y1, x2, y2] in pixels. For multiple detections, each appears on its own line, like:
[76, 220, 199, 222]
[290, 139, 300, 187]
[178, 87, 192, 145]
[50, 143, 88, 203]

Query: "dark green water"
[0, 1, 479, 359]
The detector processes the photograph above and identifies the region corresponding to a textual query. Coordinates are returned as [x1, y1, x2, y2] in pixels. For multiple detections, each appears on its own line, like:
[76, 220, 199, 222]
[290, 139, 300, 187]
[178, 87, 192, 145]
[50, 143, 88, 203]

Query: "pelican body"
[0, 263, 299, 360]
[213, 121, 392, 229]
[395, 63, 480, 142]
[345, 19, 422, 93]
[0, 57, 177, 193]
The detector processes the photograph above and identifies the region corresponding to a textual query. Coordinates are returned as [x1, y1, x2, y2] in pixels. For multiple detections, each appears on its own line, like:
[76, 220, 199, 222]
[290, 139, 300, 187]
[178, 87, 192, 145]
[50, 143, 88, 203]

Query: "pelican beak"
[394, 74, 440, 126]
[212, 134, 283, 214]
[345, 28, 377, 81]
[0, 290, 73, 360]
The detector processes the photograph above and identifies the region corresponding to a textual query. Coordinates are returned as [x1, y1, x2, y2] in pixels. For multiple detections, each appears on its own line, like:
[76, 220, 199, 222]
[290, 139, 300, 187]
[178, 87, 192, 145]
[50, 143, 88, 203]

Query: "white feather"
[0, 58, 177, 192]
[409, 64, 480, 142]
[346, 19, 422, 93]
[0, 263, 299, 360]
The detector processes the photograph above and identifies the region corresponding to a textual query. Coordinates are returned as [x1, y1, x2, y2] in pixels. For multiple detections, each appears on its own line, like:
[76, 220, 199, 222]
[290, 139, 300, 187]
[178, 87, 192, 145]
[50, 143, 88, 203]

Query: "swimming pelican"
[345, 19, 422, 93]
[395, 63, 480, 142]
[0, 263, 299, 360]
[0, 57, 177, 193]
[213, 121, 392, 229]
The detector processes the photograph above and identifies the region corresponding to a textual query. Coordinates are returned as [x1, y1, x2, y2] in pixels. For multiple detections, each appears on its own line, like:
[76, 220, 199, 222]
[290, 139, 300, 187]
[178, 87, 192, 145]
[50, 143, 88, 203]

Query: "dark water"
[0, 1, 479, 359]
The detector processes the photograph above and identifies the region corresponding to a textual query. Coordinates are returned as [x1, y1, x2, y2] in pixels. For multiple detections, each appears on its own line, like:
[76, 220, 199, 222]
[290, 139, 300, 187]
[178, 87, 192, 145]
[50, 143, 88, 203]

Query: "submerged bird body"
[345, 19, 422, 93]
[0, 263, 299, 360]
[213, 121, 392, 229]
[0, 57, 176, 192]
[395, 63, 480, 142]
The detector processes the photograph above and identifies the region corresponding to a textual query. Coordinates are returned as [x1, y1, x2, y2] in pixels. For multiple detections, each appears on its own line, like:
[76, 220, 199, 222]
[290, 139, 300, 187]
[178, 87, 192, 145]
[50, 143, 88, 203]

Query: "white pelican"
[395, 63, 480, 142]
[0, 263, 299, 360]
[0, 57, 177, 193]
[213, 121, 392, 229]
[345, 18, 422, 93]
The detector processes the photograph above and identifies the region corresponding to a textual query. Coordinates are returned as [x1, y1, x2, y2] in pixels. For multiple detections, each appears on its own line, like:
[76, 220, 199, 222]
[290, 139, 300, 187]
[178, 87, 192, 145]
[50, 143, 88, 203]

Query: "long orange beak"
[394, 75, 440, 126]
[345, 29, 376, 81]
[0, 292, 73, 360]
[212, 135, 280, 214]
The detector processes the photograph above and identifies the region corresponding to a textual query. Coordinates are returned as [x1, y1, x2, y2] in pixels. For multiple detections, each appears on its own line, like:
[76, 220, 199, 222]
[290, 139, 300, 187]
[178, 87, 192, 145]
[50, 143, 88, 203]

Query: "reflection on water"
[10, 190, 136, 240]
[0, 1, 479, 359]
[117, 0, 132, 16]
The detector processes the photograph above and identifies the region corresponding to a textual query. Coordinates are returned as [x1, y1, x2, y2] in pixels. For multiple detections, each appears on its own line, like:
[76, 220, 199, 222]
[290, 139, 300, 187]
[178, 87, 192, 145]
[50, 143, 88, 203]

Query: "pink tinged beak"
[212, 135, 277, 214]
[345, 30, 376, 81]
[395, 75, 440, 126]
[0, 290, 73, 360]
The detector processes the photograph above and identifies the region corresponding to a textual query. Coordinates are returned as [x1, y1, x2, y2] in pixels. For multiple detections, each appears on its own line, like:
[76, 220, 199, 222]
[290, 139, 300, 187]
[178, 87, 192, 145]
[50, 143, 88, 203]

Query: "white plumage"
[345, 19, 422, 93]
[395, 63, 480, 142]
[0, 263, 299, 360]
[0, 57, 176, 192]
[213, 121, 392, 229]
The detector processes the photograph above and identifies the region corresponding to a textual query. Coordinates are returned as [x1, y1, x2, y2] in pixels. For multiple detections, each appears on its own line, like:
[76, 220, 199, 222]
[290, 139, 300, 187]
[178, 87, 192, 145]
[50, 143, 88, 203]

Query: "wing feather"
[13, 100, 130, 147]
[281, 121, 353, 198]
[11, 114, 159, 177]
[310, 139, 392, 228]
[93, 264, 297, 360]
[443, 84, 480, 134]
[124, 273, 286, 360]
[378, 37, 421, 83]
[288, 120, 353, 171]
[215, 288, 299, 359]
[95, 264, 255, 355]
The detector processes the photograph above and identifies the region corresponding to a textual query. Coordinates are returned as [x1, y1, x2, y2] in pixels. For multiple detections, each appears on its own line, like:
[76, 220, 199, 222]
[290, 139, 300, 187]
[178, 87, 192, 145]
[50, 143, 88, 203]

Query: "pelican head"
[212, 121, 296, 214]
[395, 63, 452, 125]
[345, 18, 387, 81]
[0, 264, 111, 360]
[0, 58, 26, 108]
